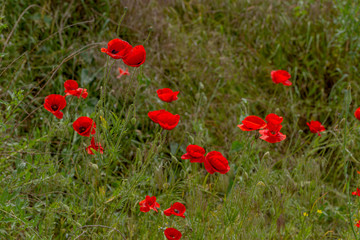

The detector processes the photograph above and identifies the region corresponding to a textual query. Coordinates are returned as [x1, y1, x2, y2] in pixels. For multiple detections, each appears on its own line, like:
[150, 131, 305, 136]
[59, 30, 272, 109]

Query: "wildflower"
[101, 38, 132, 59]
[164, 202, 186, 218]
[64, 80, 88, 99]
[317, 210, 322, 214]
[148, 110, 180, 130]
[43, 94, 67, 119]
[307, 120, 326, 136]
[354, 107, 360, 121]
[271, 70, 292, 86]
[164, 228, 182, 240]
[259, 113, 286, 143]
[303, 212, 308, 217]
[352, 188, 360, 196]
[157, 88, 179, 103]
[181, 145, 206, 163]
[237, 115, 266, 131]
[122, 45, 146, 67]
[204, 151, 230, 174]
[139, 196, 160, 213]
[117, 67, 130, 78]
[73, 116, 96, 137]
[356, 220, 360, 228]
[86, 137, 104, 155]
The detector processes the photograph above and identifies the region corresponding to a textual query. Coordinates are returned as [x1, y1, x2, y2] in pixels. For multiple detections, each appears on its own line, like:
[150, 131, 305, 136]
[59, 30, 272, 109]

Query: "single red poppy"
[352, 188, 360, 196]
[271, 70, 292, 86]
[64, 80, 88, 99]
[356, 220, 360, 228]
[164, 228, 182, 240]
[73, 116, 96, 137]
[181, 145, 205, 163]
[157, 88, 179, 103]
[122, 45, 146, 67]
[117, 67, 130, 78]
[101, 38, 133, 59]
[43, 94, 67, 119]
[164, 202, 186, 218]
[148, 110, 180, 130]
[86, 137, 104, 155]
[354, 107, 360, 121]
[139, 195, 160, 213]
[204, 151, 230, 174]
[238, 115, 267, 131]
[307, 120, 325, 136]
[259, 129, 286, 143]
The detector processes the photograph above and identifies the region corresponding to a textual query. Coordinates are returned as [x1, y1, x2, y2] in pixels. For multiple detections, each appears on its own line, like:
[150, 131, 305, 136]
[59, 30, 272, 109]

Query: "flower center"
[51, 105, 59, 111]
[174, 209, 180, 214]
[79, 126, 86, 133]
[111, 49, 119, 54]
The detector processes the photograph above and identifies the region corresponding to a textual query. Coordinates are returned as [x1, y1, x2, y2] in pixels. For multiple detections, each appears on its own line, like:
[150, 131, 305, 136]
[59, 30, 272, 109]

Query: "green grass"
[1, 0, 360, 239]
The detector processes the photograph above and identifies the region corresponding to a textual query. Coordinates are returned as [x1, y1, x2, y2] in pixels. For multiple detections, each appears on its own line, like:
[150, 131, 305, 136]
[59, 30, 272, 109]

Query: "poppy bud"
[188, 135, 194, 144]
[90, 162, 99, 170]
[257, 181, 266, 187]
[131, 117, 137, 125]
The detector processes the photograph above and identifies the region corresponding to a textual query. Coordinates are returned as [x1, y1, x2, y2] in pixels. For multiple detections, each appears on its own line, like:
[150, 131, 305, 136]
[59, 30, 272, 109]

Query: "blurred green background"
[1, 0, 360, 239]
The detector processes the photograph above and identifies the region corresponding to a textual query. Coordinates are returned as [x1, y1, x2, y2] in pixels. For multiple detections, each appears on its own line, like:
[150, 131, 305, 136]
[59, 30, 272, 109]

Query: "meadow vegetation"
[1, 0, 360, 239]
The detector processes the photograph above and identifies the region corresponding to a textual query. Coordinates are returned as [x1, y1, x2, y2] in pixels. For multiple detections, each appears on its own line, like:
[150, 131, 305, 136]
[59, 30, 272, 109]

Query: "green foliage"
[1, 0, 360, 239]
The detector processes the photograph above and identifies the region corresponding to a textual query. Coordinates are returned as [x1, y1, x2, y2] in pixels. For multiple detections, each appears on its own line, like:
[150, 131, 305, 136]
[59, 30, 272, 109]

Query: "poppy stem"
[116, 8, 128, 37]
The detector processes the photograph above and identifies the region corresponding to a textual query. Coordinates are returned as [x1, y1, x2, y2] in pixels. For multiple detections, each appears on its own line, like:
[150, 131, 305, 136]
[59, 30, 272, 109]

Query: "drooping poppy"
[73, 116, 96, 137]
[181, 145, 205, 163]
[117, 67, 130, 78]
[157, 88, 179, 103]
[354, 107, 360, 121]
[148, 110, 180, 130]
[307, 120, 325, 136]
[64, 80, 88, 99]
[237, 115, 266, 131]
[101, 38, 133, 59]
[86, 137, 104, 155]
[259, 130, 286, 143]
[352, 188, 360, 196]
[122, 45, 146, 67]
[139, 195, 160, 213]
[164, 202, 186, 218]
[204, 151, 230, 174]
[164, 228, 182, 240]
[271, 70, 292, 86]
[43, 94, 67, 119]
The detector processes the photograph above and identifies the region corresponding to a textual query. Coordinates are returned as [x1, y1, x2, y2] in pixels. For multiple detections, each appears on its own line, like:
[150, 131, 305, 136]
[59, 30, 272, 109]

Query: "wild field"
[1, 0, 360, 239]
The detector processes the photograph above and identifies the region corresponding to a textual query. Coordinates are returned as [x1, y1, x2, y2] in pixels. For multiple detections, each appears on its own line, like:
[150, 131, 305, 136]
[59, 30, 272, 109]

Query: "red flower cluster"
[139, 196, 185, 239]
[182, 145, 230, 174]
[101, 38, 146, 68]
[64, 80, 88, 99]
[238, 113, 286, 143]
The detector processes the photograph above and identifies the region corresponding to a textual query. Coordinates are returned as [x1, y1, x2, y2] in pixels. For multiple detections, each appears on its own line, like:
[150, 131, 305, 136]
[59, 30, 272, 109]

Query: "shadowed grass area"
[1, 0, 360, 239]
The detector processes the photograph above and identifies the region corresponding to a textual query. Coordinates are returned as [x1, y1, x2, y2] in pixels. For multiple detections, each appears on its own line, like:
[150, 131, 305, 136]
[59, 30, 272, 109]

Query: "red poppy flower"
[86, 137, 104, 155]
[164, 202, 186, 218]
[258, 113, 286, 143]
[356, 220, 360, 228]
[352, 188, 360, 196]
[122, 45, 146, 67]
[164, 228, 182, 240]
[204, 151, 230, 174]
[148, 110, 180, 130]
[307, 120, 325, 136]
[238, 115, 266, 131]
[117, 67, 130, 78]
[271, 70, 292, 86]
[157, 88, 179, 103]
[259, 130, 286, 143]
[64, 80, 88, 99]
[101, 38, 133, 59]
[139, 196, 160, 213]
[73, 116, 96, 137]
[355, 107, 360, 121]
[181, 144, 205, 163]
[43, 94, 66, 119]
